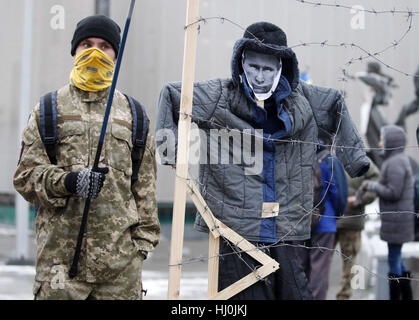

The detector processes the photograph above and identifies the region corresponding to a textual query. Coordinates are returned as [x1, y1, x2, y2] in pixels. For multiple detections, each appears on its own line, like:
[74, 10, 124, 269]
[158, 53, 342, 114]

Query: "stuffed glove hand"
[64, 167, 109, 199]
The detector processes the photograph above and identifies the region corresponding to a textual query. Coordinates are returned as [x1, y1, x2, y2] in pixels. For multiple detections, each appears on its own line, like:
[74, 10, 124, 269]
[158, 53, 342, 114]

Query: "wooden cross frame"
[186, 180, 280, 299]
[167, 0, 279, 300]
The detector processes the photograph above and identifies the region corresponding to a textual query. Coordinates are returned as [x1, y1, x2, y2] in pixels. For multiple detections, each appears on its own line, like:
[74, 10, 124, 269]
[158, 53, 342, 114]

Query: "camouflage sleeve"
[13, 104, 71, 208]
[130, 131, 160, 257]
[357, 161, 380, 206]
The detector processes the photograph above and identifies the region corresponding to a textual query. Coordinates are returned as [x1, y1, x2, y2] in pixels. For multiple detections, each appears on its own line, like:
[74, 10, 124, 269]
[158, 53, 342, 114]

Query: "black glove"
[139, 250, 148, 260]
[64, 167, 109, 199]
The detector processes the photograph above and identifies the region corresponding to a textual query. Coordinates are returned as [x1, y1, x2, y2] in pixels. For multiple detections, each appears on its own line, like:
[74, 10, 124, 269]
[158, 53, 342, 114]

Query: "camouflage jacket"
[14, 84, 160, 283]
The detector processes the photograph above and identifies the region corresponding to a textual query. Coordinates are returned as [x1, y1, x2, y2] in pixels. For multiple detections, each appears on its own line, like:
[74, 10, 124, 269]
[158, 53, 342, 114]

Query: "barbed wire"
[294, 0, 419, 15]
[169, 1, 419, 297]
[169, 231, 419, 284]
[185, 9, 418, 78]
[176, 170, 419, 220]
[176, 110, 419, 151]
[168, 171, 419, 285]
[180, 168, 419, 248]
[289, 7, 415, 76]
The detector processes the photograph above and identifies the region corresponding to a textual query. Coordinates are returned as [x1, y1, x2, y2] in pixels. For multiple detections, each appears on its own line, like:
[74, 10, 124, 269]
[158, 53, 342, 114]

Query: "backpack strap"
[40, 91, 58, 165]
[124, 94, 149, 182]
[39, 91, 149, 180]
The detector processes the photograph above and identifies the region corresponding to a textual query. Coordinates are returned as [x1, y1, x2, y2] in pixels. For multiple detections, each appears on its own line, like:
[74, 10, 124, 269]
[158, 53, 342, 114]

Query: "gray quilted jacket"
[156, 37, 370, 242]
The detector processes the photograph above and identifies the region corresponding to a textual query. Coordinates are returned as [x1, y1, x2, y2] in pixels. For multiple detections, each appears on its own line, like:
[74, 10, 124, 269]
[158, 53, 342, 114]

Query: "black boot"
[388, 273, 401, 300]
[400, 271, 413, 300]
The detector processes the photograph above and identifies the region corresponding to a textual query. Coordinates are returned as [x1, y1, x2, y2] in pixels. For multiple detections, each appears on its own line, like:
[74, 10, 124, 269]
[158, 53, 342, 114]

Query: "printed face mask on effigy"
[242, 51, 282, 101]
[70, 47, 115, 92]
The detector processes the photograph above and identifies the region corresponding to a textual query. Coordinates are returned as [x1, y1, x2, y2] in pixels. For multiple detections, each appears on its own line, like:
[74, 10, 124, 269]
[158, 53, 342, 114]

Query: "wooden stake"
[167, 0, 199, 300]
[167, 0, 279, 300]
[207, 233, 220, 298]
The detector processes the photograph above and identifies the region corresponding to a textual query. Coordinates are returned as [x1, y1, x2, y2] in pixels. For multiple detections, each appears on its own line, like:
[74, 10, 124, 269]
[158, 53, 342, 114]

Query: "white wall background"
[1, 0, 419, 202]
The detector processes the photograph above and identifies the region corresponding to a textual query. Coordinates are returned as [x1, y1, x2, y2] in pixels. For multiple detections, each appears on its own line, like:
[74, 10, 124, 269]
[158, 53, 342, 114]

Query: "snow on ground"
[363, 199, 419, 259]
[0, 264, 207, 300]
[142, 271, 208, 300]
[0, 265, 35, 300]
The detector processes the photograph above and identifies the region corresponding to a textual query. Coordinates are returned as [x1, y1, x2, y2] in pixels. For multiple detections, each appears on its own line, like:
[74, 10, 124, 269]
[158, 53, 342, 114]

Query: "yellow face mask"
[69, 47, 115, 92]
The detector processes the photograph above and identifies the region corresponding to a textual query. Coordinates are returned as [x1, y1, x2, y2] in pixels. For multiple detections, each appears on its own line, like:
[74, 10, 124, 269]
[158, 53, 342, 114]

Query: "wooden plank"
[262, 202, 279, 218]
[217, 222, 274, 265]
[207, 233, 220, 298]
[185, 179, 221, 237]
[167, 0, 199, 300]
[185, 178, 280, 299]
[210, 260, 279, 300]
[186, 179, 276, 265]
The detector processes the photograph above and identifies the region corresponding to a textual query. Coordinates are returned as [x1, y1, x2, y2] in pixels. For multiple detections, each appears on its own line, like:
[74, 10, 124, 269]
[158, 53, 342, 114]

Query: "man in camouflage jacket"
[13, 15, 160, 300]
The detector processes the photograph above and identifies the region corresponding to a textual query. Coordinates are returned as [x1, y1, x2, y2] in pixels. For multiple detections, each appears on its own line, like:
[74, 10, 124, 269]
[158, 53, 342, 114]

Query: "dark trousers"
[296, 232, 336, 300]
[387, 243, 407, 276]
[218, 238, 313, 300]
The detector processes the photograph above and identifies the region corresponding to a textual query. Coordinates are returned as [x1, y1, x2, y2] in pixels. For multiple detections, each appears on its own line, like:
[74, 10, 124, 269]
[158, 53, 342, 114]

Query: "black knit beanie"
[71, 15, 121, 56]
[243, 22, 287, 48]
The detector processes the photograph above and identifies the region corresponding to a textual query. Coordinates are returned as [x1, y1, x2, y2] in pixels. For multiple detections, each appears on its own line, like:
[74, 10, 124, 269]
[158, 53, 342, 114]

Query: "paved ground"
[3, 199, 419, 301]
[0, 224, 377, 300]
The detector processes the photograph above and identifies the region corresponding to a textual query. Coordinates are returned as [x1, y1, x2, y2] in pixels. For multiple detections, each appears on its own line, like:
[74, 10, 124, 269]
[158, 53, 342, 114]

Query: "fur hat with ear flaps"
[231, 21, 300, 90]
